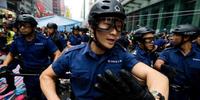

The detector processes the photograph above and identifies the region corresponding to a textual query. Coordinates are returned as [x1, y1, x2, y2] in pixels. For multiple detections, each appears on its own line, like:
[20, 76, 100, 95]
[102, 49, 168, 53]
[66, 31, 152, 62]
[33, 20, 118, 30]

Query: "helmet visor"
[97, 17, 124, 32]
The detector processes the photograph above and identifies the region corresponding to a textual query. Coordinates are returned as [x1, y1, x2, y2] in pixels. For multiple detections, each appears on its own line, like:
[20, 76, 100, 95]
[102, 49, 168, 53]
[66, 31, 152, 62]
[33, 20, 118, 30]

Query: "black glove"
[160, 64, 177, 81]
[95, 69, 156, 100]
[0, 66, 11, 77]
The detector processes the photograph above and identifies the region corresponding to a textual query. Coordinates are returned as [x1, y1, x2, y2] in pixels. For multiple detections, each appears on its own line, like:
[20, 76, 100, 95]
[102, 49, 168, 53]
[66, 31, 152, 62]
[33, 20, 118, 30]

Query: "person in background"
[0, 14, 61, 100]
[132, 27, 158, 67]
[40, 0, 169, 100]
[116, 31, 130, 50]
[67, 25, 82, 48]
[80, 28, 90, 43]
[46, 23, 67, 51]
[154, 24, 200, 100]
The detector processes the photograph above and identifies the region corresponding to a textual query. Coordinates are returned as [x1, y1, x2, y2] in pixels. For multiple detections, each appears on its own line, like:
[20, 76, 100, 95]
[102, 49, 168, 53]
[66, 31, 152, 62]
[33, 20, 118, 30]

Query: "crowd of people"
[0, 0, 200, 100]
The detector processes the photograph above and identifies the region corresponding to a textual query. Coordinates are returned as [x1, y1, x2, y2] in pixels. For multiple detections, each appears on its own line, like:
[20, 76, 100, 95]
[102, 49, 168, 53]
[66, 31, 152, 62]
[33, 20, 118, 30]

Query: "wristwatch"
[150, 91, 165, 100]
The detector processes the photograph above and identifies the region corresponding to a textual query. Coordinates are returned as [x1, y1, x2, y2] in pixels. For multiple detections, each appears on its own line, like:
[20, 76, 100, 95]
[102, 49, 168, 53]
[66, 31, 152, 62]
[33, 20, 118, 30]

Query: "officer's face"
[143, 33, 155, 51]
[47, 28, 55, 35]
[18, 22, 33, 35]
[73, 29, 79, 35]
[172, 33, 182, 46]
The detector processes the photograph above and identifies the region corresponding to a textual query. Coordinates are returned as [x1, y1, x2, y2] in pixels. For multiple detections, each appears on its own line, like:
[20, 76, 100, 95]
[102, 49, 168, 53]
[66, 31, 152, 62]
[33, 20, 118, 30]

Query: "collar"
[82, 42, 119, 60]
[135, 46, 149, 56]
[173, 46, 196, 57]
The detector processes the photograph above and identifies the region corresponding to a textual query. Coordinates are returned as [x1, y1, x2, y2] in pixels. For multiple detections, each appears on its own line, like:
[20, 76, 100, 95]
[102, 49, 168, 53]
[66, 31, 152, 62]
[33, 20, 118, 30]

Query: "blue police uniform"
[9, 31, 58, 99]
[154, 38, 167, 47]
[49, 31, 67, 51]
[81, 34, 90, 43]
[133, 46, 157, 67]
[68, 33, 82, 45]
[52, 43, 139, 100]
[158, 46, 200, 100]
[192, 42, 200, 51]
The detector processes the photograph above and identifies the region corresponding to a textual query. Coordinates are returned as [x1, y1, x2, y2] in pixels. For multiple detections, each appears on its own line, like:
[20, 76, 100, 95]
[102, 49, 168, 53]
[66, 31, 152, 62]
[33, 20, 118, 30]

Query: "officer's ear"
[183, 35, 190, 41]
[88, 27, 94, 37]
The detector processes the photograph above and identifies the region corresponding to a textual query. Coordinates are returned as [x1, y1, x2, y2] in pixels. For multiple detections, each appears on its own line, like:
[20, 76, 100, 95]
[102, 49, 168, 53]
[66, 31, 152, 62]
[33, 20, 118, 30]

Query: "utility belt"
[170, 84, 190, 92]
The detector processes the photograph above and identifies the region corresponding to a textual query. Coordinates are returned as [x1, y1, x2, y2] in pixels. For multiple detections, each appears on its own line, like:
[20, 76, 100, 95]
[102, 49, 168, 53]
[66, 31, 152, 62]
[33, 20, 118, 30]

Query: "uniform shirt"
[68, 33, 82, 45]
[10, 32, 58, 71]
[49, 31, 66, 51]
[81, 33, 90, 43]
[52, 43, 139, 100]
[133, 46, 157, 67]
[158, 46, 200, 87]
[192, 42, 200, 51]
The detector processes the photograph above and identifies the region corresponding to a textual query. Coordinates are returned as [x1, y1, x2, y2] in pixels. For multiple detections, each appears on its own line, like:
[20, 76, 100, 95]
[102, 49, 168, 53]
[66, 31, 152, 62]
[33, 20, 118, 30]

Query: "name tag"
[34, 43, 44, 46]
[193, 58, 200, 62]
[107, 59, 122, 63]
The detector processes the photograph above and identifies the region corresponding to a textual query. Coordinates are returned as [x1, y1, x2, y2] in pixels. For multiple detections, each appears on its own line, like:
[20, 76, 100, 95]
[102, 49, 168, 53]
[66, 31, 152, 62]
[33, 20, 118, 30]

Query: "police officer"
[40, 0, 168, 100]
[0, 14, 61, 100]
[133, 27, 158, 67]
[67, 25, 82, 48]
[46, 23, 67, 51]
[154, 24, 200, 100]
[80, 28, 90, 43]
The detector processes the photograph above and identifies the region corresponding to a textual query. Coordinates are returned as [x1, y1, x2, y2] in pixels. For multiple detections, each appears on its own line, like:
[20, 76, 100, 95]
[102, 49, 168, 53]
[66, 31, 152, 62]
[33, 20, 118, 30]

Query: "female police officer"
[40, 0, 169, 100]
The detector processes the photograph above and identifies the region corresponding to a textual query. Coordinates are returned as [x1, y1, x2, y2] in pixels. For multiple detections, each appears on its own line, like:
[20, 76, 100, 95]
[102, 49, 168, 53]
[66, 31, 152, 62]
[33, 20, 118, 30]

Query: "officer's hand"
[0, 66, 10, 77]
[95, 69, 156, 100]
[160, 64, 176, 81]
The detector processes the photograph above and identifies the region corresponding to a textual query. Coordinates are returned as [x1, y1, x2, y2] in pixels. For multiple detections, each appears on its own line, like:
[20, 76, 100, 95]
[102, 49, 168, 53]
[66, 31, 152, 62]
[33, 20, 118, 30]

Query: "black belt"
[19, 66, 47, 74]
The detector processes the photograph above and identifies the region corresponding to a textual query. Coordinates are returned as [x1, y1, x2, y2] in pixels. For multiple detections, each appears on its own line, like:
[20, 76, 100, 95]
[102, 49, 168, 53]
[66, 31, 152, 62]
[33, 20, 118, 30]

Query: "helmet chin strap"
[92, 30, 109, 51]
[175, 35, 190, 48]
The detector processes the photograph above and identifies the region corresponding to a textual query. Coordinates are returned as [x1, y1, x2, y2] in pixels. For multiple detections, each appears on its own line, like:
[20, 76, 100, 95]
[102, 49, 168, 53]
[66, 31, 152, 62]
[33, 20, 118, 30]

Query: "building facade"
[53, 0, 61, 16]
[18, 0, 36, 15]
[121, 0, 200, 33]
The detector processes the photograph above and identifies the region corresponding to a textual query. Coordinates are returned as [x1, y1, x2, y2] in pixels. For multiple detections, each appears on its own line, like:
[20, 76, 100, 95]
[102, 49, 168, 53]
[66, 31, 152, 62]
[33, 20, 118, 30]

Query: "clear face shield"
[143, 37, 155, 43]
[96, 17, 124, 32]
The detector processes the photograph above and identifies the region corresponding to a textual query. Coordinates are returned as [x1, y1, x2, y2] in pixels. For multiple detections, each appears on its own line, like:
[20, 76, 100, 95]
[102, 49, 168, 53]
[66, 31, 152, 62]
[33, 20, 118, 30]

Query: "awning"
[36, 15, 81, 31]
[36, 15, 81, 27]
